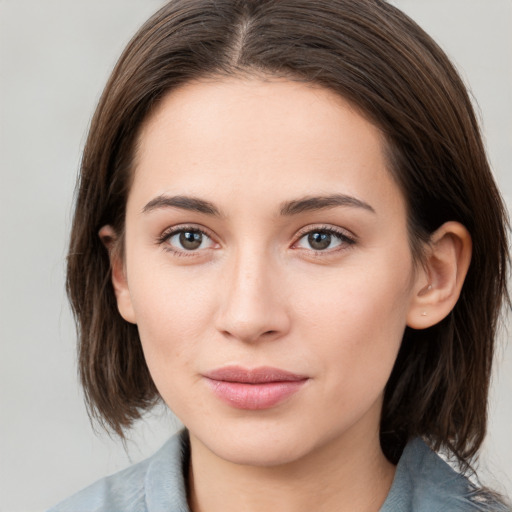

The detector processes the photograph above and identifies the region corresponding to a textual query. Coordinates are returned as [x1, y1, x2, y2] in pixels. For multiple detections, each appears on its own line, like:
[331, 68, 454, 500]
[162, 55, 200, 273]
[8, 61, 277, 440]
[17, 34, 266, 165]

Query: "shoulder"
[47, 457, 150, 512]
[47, 430, 190, 512]
[380, 438, 510, 512]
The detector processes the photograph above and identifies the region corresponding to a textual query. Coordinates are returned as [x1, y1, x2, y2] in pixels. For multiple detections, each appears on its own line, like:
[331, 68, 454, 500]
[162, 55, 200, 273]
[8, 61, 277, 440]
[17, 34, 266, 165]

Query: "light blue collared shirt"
[48, 430, 509, 512]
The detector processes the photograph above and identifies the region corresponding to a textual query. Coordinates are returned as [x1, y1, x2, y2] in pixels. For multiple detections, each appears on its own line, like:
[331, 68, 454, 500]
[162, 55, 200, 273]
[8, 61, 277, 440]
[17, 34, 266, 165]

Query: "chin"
[189, 417, 332, 468]
[209, 435, 307, 467]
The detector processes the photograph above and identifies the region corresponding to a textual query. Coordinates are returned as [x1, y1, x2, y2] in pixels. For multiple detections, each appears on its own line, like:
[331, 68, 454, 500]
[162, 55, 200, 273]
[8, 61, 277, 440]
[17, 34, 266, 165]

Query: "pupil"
[308, 232, 331, 250]
[180, 231, 202, 250]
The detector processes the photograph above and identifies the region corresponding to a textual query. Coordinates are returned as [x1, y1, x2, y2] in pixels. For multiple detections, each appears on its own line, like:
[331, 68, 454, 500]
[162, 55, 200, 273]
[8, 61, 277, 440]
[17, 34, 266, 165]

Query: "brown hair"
[67, 0, 509, 471]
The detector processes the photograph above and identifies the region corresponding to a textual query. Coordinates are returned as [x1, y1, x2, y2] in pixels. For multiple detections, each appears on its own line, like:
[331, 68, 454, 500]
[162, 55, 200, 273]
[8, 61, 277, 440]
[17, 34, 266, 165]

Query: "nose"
[214, 248, 291, 344]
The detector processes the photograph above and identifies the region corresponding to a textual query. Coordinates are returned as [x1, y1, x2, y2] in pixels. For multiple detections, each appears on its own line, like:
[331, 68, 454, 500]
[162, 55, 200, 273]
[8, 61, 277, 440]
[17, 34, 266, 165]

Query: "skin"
[102, 77, 471, 512]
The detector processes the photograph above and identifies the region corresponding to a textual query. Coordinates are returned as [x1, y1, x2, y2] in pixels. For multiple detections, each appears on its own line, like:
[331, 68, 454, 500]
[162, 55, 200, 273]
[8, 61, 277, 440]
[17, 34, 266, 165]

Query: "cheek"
[297, 259, 411, 334]
[127, 262, 218, 380]
[294, 253, 413, 392]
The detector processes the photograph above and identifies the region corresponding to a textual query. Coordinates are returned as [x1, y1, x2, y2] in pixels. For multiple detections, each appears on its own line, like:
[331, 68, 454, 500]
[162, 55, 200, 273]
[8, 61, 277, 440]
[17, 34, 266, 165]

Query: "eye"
[295, 227, 355, 252]
[162, 227, 216, 252]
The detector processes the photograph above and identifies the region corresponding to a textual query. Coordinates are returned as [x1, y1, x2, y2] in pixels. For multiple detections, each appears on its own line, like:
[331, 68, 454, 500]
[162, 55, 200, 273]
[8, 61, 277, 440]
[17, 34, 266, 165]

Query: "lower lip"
[205, 379, 307, 410]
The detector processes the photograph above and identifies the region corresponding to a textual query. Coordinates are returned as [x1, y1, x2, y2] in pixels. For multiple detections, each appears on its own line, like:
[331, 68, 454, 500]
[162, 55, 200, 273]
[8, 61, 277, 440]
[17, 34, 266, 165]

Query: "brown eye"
[165, 228, 215, 252]
[295, 228, 353, 252]
[179, 231, 203, 250]
[308, 232, 332, 250]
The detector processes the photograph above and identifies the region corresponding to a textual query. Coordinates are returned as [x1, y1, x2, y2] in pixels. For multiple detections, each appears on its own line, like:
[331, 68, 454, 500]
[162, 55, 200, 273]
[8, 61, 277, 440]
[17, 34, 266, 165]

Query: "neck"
[187, 427, 395, 512]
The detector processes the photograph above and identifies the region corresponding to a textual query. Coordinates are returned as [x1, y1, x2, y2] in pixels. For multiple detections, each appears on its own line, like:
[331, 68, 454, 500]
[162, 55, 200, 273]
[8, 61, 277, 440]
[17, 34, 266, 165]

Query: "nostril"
[214, 274, 291, 343]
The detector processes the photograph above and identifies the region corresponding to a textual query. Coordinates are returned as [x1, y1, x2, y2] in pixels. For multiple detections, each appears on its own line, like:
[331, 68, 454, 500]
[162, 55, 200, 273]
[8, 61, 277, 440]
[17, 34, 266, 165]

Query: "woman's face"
[116, 78, 422, 466]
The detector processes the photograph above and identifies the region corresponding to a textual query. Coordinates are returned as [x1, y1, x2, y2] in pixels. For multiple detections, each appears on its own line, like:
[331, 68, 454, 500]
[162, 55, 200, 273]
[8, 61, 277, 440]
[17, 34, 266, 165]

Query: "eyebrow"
[142, 195, 222, 216]
[279, 194, 375, 216]
[141, 193, 375, 217]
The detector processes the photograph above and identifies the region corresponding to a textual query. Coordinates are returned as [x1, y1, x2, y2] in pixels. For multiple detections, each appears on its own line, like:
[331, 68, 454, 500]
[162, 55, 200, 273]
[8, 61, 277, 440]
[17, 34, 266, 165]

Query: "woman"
[50, 0, 510, 510]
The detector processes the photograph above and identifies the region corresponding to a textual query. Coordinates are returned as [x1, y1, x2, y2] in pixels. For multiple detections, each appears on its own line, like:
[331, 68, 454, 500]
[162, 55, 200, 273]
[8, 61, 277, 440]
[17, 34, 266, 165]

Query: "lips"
[203, 366, 308, 410]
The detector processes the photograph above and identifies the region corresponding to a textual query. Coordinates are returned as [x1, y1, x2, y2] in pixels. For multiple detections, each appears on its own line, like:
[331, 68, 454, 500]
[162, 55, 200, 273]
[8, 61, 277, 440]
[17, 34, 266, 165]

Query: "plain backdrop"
[1, 1, 511, 511]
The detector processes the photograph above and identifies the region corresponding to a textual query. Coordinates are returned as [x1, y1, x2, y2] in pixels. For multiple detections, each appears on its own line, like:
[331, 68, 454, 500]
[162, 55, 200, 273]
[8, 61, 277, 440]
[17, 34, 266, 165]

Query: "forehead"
[130, 77, 405, 219]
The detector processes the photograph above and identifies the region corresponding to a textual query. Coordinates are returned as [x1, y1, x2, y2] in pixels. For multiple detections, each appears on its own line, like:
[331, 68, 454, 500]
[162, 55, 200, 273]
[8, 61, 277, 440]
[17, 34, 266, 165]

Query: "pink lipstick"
[203, 366, 308, 410]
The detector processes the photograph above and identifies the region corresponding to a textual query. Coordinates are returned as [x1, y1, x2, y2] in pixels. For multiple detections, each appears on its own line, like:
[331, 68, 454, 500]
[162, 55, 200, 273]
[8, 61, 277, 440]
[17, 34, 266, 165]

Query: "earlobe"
[98, 225, 137, 324]
[407, 221, 472, 330]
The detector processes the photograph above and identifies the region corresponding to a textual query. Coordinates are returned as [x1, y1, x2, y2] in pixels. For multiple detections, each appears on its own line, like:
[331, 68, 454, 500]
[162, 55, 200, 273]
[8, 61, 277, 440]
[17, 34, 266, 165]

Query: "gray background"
[1, 1, 511, 510]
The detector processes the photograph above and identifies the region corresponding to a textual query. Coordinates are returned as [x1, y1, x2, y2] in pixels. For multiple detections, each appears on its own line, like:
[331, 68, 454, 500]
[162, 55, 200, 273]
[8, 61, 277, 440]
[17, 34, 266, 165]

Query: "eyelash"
[157, 225, 215, 258]
[157, 224, 356, 257]
[293, 225, 356, 254]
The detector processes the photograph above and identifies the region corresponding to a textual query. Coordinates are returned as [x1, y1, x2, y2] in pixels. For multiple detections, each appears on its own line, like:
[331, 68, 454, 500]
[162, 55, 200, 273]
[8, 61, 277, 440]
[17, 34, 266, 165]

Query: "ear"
[98, 225, 137, 324]
[407, 221, 472, 329]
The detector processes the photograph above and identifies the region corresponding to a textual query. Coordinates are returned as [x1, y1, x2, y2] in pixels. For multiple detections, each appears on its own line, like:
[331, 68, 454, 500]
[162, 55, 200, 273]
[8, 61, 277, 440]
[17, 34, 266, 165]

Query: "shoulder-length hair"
[67, 0, 509, 469]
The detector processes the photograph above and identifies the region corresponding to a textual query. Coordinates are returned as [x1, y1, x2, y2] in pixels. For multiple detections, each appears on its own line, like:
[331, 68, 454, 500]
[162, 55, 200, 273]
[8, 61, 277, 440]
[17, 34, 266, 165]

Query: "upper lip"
[204, 366, 308, 383]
